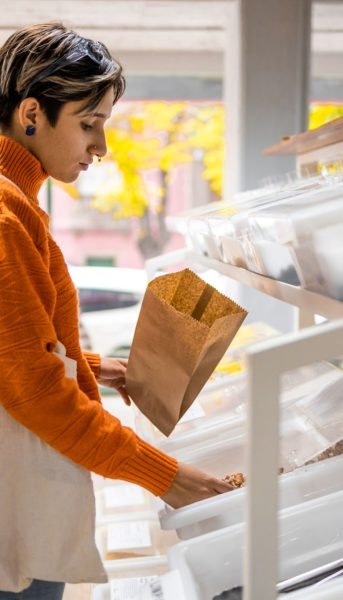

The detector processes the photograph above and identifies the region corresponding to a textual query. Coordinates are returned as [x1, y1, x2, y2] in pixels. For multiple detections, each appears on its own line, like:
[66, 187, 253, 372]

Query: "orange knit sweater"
[0, 135, 178, 496]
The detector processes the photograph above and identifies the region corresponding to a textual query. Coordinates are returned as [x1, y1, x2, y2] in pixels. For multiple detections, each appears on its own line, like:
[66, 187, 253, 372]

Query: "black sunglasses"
[21, 39, 105, 100]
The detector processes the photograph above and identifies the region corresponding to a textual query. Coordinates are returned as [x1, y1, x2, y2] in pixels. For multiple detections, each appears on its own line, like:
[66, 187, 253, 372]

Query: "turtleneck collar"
[0, 135, 48, 202]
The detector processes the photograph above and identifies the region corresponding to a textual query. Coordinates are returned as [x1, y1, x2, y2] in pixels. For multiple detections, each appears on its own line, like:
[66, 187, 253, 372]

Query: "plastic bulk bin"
[291, 375, 343, 446]
[246, 183, 342, 245]
[291, 240, 330, 296]
[166, 199, 226, 232]
[247, 187, 343, 247]
[160, 572, 343, 600]
[238, 233, 300, 283]
[248, 238, 300, 284]
[187, 216, 220, 259]
[91, 555, 169, 600]
[159, 454, 343, 540]
[246, 191, 343, 296]
[171, 406, 331, 478]
[205, 191, 293, 269]
[167, 360, 343, 471]
[167, 489, 343, 600]
[313, 222, 343, 300]
[184, 183, 303, 265]
[282, 576, 343, 599]
[228, 211, 295, 278]
[170, 200, 229, 258]
[221, 236, 247, 268]
[157, 360, 342, 455]
[95, 512, 178, 564]
[210, 178, 324, 263]
[135, 360, 342, 464]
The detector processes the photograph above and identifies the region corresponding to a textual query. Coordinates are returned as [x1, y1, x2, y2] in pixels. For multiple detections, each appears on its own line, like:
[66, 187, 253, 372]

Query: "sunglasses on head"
[21, 39, 105, 100]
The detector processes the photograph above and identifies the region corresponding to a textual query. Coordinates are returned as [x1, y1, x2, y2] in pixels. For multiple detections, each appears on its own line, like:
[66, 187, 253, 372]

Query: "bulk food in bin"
[222, 472, 245, 488]
[213, 588, 242, 600]
[212, 560, 343, 598]
[305, 439, 343, 464]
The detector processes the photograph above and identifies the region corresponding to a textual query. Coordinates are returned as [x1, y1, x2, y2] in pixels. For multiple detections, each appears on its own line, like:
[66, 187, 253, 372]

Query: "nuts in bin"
[222, 472, 245, 488]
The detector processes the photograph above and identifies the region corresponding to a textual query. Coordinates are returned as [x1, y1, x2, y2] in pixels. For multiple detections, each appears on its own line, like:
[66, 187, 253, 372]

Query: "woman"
[0, 22, 232, 599]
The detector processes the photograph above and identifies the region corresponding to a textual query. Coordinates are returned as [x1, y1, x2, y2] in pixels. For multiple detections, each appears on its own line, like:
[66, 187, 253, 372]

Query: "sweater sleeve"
[0, 215, 178, 496]
[83, 351, 101, 378]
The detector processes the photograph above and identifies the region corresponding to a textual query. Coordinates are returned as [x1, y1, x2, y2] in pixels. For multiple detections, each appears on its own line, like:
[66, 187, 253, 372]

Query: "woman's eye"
[81, 123, 93, 131]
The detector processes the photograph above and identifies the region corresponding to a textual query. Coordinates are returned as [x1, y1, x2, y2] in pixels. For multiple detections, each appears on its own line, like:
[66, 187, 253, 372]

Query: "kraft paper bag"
[126, 268, 247, 436]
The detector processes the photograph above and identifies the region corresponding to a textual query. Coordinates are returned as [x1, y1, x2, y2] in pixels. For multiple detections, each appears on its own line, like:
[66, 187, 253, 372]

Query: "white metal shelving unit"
[146, 117, 343, 600]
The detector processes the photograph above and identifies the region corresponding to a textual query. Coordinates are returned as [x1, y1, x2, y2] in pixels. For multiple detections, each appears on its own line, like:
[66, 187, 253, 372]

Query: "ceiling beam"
[0, 27, 225, 51]
[0, 0, 231, 30]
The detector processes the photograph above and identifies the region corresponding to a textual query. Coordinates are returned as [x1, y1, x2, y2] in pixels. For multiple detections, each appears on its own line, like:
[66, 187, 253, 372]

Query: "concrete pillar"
[223, 0, 312, 336]
[224, 0, 312, 194]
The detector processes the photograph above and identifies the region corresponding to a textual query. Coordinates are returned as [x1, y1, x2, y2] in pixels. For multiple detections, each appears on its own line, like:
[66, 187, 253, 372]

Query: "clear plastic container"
[247, 187, 343, 247]
[168, 200, 229, 258]
[282, 577, 343, 599]
[167, 489, 343, 600]
[91, 556, 169, 600]
[246, 238, 300, 284]
[291, 375, 343, 445]
[171, 404, 332, 477]
[245, 188, 343, 293]
[187, 216, 215, 259]
[95, 513, 178, 564]
[134, 357, 341, 459]
[313, 222, 343, 300]
[157, 362, 342, 458]
[196, 186, 302, 268]
[290, 240, 332, 296]
[159, 454, 343, 540]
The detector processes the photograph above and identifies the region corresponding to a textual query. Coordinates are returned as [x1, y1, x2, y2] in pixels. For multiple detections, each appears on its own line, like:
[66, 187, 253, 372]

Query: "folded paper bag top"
[126, 268, 247, 436]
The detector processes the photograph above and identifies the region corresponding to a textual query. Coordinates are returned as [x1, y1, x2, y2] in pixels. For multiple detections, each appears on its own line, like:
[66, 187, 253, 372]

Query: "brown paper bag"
[126, 268, 247, 436]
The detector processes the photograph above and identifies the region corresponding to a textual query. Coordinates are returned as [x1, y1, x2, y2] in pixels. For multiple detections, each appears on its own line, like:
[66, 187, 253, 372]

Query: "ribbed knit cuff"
[119, 437, 179, 497]
[83, 351, 101, 379]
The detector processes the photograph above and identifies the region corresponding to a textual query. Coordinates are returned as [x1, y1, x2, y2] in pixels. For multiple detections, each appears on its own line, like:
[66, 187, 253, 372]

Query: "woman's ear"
[17, 98, 42, 133]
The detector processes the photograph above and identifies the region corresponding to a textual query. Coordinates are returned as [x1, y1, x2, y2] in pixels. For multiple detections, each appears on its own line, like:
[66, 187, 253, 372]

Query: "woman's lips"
[79, 163, 89, 171]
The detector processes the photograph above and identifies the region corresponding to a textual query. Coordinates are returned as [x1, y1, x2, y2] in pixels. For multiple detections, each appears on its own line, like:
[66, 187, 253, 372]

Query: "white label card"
[110, 576, 164, 600]
[107, 521, 152, 552]
[104, 484, 145, 508]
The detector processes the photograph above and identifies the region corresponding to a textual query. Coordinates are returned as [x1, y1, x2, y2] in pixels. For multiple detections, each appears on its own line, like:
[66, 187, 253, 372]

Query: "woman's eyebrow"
[76, 110, 109, 119]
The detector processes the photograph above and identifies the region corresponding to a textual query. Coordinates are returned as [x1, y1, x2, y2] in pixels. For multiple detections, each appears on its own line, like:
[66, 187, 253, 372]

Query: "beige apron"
[0, 174, 107, 592]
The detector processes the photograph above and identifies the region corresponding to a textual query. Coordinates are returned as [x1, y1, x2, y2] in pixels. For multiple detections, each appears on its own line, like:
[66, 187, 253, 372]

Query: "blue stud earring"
[25, 125, 36, 136]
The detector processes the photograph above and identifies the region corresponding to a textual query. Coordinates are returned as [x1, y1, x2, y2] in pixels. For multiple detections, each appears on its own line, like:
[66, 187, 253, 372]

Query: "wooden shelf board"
[264, 116, 343, 157]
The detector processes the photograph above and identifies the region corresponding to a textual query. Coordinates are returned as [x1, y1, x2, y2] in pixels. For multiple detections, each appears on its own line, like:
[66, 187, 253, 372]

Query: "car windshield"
[78, 288, 142, 312]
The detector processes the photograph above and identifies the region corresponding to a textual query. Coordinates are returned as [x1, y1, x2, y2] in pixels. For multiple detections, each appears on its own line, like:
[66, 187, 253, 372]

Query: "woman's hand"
[161, 462, 234, 509]
[97, 357, 131, 405]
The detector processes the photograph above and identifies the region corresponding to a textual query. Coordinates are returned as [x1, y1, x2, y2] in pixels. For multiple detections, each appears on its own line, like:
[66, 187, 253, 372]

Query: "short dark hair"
[0, 21, 126, 127]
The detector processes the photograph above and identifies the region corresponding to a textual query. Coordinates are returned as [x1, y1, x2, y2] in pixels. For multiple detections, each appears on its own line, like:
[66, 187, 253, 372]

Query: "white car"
[68, 265, 147, 357]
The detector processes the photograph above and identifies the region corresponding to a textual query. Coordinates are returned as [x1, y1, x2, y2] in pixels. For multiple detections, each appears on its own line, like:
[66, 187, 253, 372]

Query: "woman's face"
[25, 87, 115, 183]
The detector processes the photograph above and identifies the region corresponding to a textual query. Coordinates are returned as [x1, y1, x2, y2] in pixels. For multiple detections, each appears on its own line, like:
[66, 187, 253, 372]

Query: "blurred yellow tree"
[308, 103, 343, 130]
[61, 101, 225, 259]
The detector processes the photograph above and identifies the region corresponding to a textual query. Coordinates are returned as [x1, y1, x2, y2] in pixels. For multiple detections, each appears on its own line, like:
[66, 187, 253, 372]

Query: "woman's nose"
[90, 137, 107, 160]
